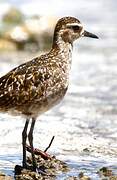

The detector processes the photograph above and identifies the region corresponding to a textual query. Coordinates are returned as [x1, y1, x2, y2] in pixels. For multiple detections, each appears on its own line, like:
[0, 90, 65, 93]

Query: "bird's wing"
[0, 56, 52, 108]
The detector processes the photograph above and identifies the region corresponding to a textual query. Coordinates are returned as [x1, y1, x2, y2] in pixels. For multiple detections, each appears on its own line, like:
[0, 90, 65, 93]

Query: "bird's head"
[53, 16, 98, 44]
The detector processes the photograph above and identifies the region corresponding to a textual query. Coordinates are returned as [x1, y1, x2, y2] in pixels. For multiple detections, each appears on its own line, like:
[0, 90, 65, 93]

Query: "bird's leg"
[28, 117, 36, 171]
[22, 118, 29, 168]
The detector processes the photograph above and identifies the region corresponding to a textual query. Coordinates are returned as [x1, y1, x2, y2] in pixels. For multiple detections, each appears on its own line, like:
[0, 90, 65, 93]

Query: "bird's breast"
[26, 84, 68, 117]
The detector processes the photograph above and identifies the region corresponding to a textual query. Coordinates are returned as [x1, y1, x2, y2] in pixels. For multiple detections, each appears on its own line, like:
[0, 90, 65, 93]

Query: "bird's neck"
[51, 33, 73, 65]
[52, 32, 73, 51]
[48, 33, 73, 89]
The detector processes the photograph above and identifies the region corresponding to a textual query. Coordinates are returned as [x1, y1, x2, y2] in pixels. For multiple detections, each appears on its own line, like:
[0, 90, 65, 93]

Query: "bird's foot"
[15, 165, 23, 175]
[15, 164, 37, 175]
[15, 164, 48, 176]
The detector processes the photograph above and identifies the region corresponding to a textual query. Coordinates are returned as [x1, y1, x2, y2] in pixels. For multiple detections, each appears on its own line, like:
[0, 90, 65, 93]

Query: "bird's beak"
[83, 30, 99, 39]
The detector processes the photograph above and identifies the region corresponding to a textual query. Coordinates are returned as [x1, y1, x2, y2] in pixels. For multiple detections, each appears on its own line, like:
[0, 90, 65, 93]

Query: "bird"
[0, 16, 98, 172]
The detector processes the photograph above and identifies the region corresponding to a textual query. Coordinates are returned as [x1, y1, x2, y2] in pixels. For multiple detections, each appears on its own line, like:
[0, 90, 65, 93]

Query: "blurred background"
[0, 0, 117, 179]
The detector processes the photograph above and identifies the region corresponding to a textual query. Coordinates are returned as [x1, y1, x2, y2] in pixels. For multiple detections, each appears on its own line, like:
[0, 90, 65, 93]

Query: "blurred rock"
[0, 172, 13, 180]
[99, 167, 117, 180]
[2, 7, 24, 25]
[78, 172, 91, 180]
[0, 39, 16, 51]
[0, 6, 57, 52]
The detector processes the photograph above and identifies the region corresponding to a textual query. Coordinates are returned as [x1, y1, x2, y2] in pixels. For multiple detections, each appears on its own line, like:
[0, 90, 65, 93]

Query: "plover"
[0, 16, 98, 171]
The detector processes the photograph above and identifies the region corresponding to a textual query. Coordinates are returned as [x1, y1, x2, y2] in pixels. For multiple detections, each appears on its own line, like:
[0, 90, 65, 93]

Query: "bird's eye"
[71, 25, 80, 31]
[66, 24, 81, 31]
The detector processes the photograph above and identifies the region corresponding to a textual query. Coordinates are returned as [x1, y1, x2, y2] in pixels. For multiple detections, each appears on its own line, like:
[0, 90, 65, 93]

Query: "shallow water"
[0, 0, 117, 179]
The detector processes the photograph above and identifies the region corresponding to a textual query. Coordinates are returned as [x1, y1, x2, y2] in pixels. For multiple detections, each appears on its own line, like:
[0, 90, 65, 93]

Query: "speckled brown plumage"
[0, 16, 98, 171]
[0, 45, 71, 117]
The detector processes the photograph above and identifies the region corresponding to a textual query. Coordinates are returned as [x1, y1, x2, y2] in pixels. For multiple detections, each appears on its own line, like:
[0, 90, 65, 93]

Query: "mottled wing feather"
[0, 57, 51, 109]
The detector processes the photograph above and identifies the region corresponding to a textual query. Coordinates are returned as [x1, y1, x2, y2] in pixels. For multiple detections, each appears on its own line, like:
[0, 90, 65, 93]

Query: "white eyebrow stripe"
[66, 23, 83, 27]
